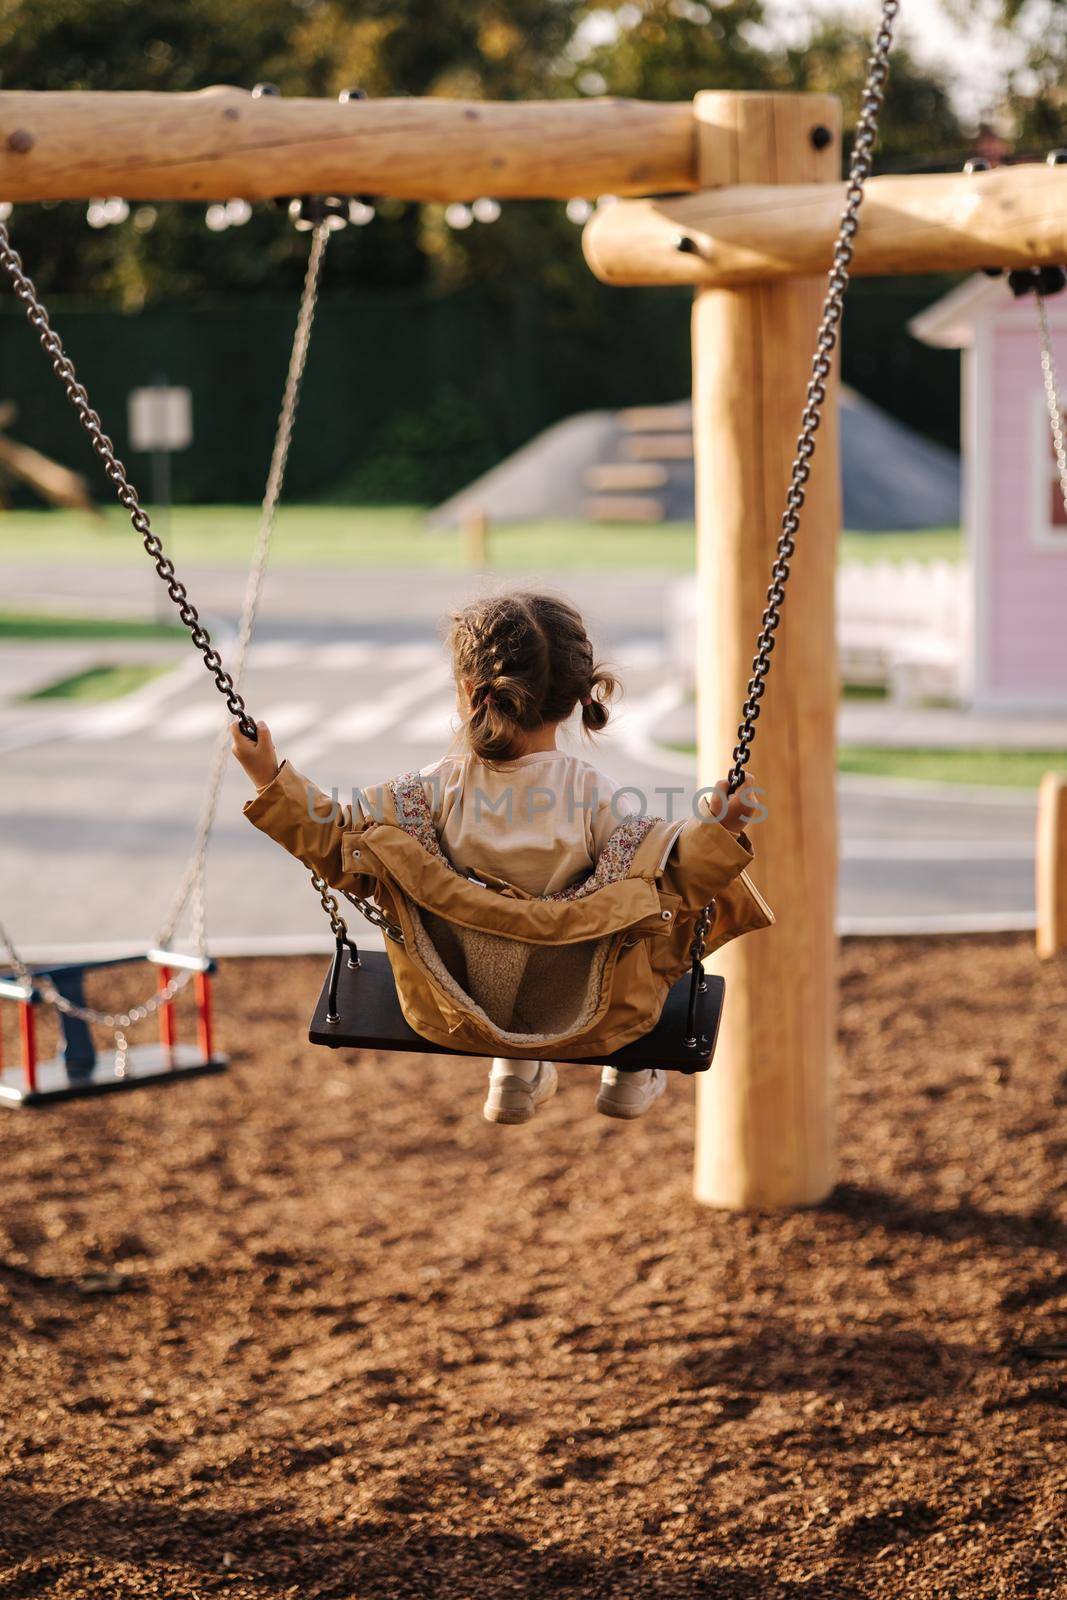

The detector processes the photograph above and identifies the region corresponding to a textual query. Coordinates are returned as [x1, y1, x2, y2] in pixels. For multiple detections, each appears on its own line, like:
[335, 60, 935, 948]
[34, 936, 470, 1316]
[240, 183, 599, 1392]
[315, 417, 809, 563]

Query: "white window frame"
[1031, 384, 1067, 552]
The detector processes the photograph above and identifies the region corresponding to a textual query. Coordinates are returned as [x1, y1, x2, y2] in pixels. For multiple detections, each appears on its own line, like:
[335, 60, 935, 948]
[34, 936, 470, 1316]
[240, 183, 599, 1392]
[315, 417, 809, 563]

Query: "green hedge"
[0, 278, 959, 507]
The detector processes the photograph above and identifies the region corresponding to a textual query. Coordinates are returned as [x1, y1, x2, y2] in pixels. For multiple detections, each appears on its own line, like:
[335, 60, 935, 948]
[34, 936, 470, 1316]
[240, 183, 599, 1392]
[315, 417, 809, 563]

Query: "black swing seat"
[309, 948, 724, 1073]
[1, 1044, 226, 1109]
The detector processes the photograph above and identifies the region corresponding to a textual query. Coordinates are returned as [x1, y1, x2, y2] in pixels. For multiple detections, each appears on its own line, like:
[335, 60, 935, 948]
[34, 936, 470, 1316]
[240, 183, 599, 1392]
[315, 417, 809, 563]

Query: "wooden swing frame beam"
[584, 162, 1067, 285]
[0, 89, 700, 203]
[2, 87, 1057, 1209]
[3, 87, 1067, 271]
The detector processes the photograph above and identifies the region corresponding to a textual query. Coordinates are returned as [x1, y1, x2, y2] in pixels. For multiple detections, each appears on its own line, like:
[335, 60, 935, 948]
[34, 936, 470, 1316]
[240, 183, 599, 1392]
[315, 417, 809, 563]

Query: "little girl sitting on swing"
[232, 591, 769, 1125]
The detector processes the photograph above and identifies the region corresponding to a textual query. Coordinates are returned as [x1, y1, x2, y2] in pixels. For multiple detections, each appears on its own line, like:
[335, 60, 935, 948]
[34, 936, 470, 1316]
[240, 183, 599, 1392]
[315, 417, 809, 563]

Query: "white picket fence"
[669, 559, 969, 703]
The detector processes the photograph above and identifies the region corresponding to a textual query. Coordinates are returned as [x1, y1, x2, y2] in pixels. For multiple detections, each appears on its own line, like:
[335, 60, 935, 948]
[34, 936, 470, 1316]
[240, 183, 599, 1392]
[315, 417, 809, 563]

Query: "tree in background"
[560, 3, 965, 170]
[958, 0, 1067, 150]
[417, 2, 970, 302]
[779, 20, 967, 172]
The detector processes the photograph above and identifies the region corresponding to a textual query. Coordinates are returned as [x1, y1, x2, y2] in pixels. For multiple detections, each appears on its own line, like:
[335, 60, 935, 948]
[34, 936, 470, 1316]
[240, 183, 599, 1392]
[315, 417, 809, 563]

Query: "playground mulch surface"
[1, 934, 1064, 1599]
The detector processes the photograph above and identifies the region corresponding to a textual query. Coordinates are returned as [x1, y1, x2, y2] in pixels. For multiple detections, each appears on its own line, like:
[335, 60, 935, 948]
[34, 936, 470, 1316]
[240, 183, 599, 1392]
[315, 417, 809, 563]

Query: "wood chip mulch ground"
[0, 934, 1064, 1598]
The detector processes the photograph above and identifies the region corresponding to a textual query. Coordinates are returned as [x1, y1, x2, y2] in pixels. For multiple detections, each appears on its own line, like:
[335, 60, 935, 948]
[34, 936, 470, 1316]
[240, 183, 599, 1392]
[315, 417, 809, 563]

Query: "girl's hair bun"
[580, 668, 614, 734]
[466, 673, 536, 760]
[449, 593, 620, 762]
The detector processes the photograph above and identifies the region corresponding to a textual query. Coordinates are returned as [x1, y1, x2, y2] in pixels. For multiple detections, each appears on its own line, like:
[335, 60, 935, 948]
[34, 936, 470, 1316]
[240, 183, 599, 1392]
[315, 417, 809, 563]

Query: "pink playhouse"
[912, 276, 1067, 712]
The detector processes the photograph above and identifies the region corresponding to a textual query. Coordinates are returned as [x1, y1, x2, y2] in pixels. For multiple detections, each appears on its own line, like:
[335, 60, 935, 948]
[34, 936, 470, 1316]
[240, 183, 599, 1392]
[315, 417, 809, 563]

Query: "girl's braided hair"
[448, 592, 619, 763]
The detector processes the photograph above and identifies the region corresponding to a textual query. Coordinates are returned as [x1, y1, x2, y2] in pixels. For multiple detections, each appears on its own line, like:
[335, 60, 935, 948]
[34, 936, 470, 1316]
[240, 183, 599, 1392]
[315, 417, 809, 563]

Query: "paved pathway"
[0, 564, 1042, 962]
[838, 699, 1066, 750]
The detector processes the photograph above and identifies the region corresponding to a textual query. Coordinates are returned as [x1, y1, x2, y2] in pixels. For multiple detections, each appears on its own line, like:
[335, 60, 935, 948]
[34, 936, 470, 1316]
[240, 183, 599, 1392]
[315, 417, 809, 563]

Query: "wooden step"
[623, 431, 694, 461]
[583, 462, 669, 491]
[582, 494, 666, 523]
[617, 404, 693, 432]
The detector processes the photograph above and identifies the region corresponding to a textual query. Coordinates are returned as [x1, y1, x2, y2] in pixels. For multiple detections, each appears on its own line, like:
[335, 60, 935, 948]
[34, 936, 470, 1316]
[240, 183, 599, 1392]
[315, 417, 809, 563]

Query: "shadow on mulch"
[0, 1490, 870, 1599]
[827, 1184, 1067, 1251]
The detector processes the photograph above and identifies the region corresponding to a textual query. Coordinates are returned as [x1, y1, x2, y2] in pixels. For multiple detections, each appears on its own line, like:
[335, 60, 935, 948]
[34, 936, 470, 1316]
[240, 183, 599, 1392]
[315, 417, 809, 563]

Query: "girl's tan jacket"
[245, 761, 774, 1060]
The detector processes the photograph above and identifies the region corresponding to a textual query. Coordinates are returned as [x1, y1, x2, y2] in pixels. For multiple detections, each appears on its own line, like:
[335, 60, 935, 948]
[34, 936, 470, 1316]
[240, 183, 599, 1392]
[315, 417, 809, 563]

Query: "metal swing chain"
[726, 0, 898, 793]
[0, 222, 259, 744]
[157, 223, 331, 954]
[1036, 293, 1067, 519]
[0, 205, 402, 1017]
[0, 224, 362, 1051]
[686, 0, 900, 991]
[311, 872, 401, 942]
[0, 211, 224, 1040]
[339, 884, 404, 941]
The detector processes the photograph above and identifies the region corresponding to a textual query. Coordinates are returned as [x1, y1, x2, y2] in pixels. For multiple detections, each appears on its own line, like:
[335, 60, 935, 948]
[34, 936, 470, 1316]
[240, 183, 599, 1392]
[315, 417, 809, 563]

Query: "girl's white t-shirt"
[418, 749, 637, 897]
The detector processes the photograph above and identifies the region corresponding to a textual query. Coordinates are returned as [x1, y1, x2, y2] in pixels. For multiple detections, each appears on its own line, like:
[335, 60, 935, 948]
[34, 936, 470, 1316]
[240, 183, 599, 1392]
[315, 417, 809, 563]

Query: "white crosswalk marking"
[247, 637, 657, 679]
[388, 641, 438, 669]
[614, 640, 664, 672]
[405, 696, 458, 742]
[156, 703, 226, 742]
[22, 637, 664, 751]
[286, 663, 449, 766]
[318, 704, 398, 744]
[74, 701, 160, 740]
[251, 641, 376, 670]
[314, 641, 376, 670]
[72, 656, 202, 741]
[257, 701, 318, 739]
[250, 642, 304, 668]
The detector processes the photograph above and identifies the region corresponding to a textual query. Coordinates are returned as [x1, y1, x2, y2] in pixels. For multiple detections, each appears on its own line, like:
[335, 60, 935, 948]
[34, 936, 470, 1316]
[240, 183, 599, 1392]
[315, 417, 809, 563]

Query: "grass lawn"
[839, 526, 961, 563]
[837, 746, 1066, 789]
[23, 662, 171, 702]
[841, 681, 890, 700]
[0, 610, 183, 642]
[0, 505, 963, 573]
[668, 739, 1064, 787]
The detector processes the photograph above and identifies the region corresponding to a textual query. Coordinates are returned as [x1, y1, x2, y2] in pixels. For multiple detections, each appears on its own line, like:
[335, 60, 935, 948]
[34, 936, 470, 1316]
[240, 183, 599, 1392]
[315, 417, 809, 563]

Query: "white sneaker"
[595, 1067, 667, 1121]
[483, 1059, 558, 1125]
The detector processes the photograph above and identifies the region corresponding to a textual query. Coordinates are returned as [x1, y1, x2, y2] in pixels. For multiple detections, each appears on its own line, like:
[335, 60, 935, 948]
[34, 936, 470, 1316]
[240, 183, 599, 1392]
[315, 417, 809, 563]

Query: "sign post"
[128, 380, 192, 620]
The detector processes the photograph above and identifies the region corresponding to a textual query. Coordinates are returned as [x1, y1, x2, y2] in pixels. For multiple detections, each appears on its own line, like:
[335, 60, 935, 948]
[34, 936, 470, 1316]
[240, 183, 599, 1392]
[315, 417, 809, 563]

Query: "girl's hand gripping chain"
[714, 772, 759, 837]
[231, 720, 281, 792]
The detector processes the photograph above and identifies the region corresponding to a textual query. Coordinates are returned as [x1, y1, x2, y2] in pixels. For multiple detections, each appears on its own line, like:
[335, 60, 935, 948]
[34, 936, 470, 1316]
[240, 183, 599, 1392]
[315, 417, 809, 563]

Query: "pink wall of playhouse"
[915, 277, 1067, 711]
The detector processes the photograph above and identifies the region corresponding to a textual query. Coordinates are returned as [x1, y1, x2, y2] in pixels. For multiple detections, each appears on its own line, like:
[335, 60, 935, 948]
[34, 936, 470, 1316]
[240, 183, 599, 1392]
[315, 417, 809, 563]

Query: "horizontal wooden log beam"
[583, 163, 1067, 286]
[0, 88, 700, 203]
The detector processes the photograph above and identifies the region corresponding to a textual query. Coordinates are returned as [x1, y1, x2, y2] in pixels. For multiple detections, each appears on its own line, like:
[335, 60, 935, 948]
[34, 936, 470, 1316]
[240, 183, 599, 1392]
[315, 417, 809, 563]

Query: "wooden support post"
[461, 508, 490, 569]
[1036, 772, 1067, 960]
[692, 92, 841, 1210]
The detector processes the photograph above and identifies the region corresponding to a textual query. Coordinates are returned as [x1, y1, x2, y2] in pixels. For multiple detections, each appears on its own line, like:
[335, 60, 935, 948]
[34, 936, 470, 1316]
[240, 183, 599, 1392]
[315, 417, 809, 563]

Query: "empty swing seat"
[309, 948, 724, 1072]
[0, 950, 228, 1108]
